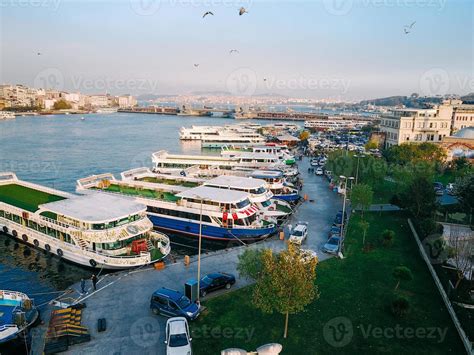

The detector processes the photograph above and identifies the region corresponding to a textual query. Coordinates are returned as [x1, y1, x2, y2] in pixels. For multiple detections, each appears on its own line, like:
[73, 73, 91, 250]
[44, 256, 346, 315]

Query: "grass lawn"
[191, 212, 465, 354]
[0, 184, 65, 212]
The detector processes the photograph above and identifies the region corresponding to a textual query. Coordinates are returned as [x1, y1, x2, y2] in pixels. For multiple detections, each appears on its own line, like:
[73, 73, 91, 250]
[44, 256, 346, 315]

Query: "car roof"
[153, 287, 183, 301]
[328, 236, 340, 242]
[167, 318, 187, 334]
[206, 273, 223, 279]
[293, 224, 307, 232]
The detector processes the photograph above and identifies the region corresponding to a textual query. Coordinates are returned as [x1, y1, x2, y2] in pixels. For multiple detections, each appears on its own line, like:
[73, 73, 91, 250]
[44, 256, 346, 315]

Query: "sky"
[0, 0, 473, 100]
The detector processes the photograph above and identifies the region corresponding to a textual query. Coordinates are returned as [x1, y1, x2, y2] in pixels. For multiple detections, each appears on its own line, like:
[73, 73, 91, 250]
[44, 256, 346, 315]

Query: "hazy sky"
[0, 0, 472, 100]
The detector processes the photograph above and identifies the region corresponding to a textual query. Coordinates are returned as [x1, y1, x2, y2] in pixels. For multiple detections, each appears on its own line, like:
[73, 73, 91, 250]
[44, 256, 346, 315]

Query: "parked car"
[165, 317, 192, 355]
[315, 167, 324, 176]
[322, 236, 341, 254]
[310, 159, 319, 167]
[150, 287, 201, 320]
[433, 182, 444, 190]
[328, 225, 341, 238]
[289, 222, 309, 245]
[199, 272, 236, 297]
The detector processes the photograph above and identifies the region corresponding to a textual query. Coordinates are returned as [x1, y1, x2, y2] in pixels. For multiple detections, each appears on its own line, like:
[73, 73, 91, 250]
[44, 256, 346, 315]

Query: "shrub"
[382, 229, 395, 247]
[418, 218, 437, 238]
[391, 296, 410, 317]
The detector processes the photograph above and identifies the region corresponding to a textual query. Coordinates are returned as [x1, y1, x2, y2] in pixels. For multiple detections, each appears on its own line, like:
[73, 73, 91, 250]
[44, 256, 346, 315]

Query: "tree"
[392, 266, 413, 290]
[350, 184, 373, 218]
[252, 244, 318, 338]
[391, 296, 410, 317]
[299, 130, 310, 141]
[385, 142, 446, 166]
[358, 219, 370, 246]
[237, 248, 265, 281]
[455, 173, 474, 215]
[381, 229, 395, 247]
[446, 227, 473, 289]
[400, 176, 437, 219]
[53, 99, 72, 110]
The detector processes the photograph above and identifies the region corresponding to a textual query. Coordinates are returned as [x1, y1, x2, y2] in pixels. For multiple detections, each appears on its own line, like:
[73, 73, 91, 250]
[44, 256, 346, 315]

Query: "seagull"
[203, 11, 214, 18]
[404, 28, 410, 35]
[194, 64, 200, 68]
[405, 21, 416, 29]
[263, 78, 267, 82]
[239, 7, 248, 16]
[37, 52, 42, 56]
[229, 49, 239, 55]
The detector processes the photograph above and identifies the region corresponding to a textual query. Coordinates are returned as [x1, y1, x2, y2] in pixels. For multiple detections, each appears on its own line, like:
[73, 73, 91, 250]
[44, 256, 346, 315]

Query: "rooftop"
[176, 186, 249, 203]
[40, 192, 147, 223]
[251, 170, 284, 178]
[0, 183, 65, 212]
[205, 175, 265, 189]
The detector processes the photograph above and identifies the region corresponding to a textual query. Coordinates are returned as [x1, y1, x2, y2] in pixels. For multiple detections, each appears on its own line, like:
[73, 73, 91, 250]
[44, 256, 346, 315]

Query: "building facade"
[380, 108, 451, 147]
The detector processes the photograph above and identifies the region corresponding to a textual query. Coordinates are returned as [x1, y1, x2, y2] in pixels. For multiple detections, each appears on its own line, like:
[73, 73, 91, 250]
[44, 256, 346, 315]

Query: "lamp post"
[353, 154, 366, 185]
[339, 175, 354, 256]
[196, 197, 203, 302]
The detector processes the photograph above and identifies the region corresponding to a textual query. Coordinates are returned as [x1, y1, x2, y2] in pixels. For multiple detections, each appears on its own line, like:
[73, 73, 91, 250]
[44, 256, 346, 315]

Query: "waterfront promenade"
[33, 158, 341, 354]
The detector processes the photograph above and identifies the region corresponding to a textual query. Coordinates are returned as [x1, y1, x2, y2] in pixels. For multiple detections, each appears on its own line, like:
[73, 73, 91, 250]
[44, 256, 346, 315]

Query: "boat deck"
[138, 176, 199, 188]
[0, 184, 65, 212]
[99, 184, 180, 202]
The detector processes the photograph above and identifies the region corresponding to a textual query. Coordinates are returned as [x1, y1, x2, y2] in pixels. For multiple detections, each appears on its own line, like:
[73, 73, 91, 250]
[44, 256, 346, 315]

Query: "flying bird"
[239, 7, 248, 16]
[229, 49, 239, 55]
[194, 64, 200, 68]
[37, 52, 42, 56]
[203, 11, 214, 18]
[405, 21, 416, 29]
[403, 28, 410, 35]
[263, 78, 267, 82]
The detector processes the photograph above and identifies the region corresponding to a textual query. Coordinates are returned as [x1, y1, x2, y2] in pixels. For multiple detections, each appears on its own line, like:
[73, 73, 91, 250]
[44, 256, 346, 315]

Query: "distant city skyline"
[1, 0, 472, 100]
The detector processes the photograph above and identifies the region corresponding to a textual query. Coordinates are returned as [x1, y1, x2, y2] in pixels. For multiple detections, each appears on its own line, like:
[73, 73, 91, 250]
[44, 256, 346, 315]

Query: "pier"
[31, 158, 342, 354]
[118, 106, 235, 118]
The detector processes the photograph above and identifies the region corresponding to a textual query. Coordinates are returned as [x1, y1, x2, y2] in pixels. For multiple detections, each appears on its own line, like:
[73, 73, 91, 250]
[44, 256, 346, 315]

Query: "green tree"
[381, 229, 395, 247]
[391, 296, 410, 317]
[385, 142, 446, 166]
[358, 219, 370, 246]
[237, 248, 265, 281]
[455, 173, 474, 215]
[400, 176, 437, 218]
[53, 99, 72, 110]
[393, 266, 413, 290]
[350, 184, 373, 218]
[252, 244, 318, 338]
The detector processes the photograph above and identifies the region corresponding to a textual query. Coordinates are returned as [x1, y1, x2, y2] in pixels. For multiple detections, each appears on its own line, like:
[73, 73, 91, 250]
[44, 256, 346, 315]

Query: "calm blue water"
[0, 113, 299, 308]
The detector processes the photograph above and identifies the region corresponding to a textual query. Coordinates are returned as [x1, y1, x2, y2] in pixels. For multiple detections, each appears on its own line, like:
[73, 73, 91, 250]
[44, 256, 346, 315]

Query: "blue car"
[150, 287, 201, 320]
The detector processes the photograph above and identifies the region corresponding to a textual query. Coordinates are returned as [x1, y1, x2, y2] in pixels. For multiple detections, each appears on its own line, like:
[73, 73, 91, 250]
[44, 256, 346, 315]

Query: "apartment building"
[380, 108, 451, 148]
[438, 99, 474, 132]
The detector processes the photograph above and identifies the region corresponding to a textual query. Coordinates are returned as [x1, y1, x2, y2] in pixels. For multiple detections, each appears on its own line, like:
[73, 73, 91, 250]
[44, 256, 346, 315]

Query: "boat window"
[235, 199, 250, 209]
[261, 200, 271, 208]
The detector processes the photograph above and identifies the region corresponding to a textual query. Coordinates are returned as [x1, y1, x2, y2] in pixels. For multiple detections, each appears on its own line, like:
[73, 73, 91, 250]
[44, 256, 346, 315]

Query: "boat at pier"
[0, 172, 170, 270]
[0, 290, 39, 344]
[120, 168, 293, 222]
[77, 174, 277, 243]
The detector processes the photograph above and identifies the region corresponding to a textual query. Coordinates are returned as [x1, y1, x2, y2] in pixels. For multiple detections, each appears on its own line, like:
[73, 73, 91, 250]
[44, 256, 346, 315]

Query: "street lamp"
[338, 175, 354, 257]
[353, 154, 366, 185]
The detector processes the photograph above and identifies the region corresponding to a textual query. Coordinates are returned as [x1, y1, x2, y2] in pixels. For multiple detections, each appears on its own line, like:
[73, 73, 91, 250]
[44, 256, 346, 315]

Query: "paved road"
[53, 157, 342, 355]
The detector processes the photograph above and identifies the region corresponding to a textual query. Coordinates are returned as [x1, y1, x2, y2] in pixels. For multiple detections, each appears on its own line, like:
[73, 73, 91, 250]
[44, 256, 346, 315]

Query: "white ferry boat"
[120, 168, 292, 222]
[152, 150, 287, 174]
[77, 174, 277, 243]
[0, 172, 170, 270]
[220, 145, 295, 165]
[304, 118, 370, 131]
[0, 290, 39, 344]
[0, 112, 15, 120]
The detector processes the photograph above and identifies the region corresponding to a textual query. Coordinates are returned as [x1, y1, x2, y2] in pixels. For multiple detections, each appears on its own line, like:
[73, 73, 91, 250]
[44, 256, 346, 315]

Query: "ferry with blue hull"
[250, 170, 300, 203]
[77, 174, 277, 244]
